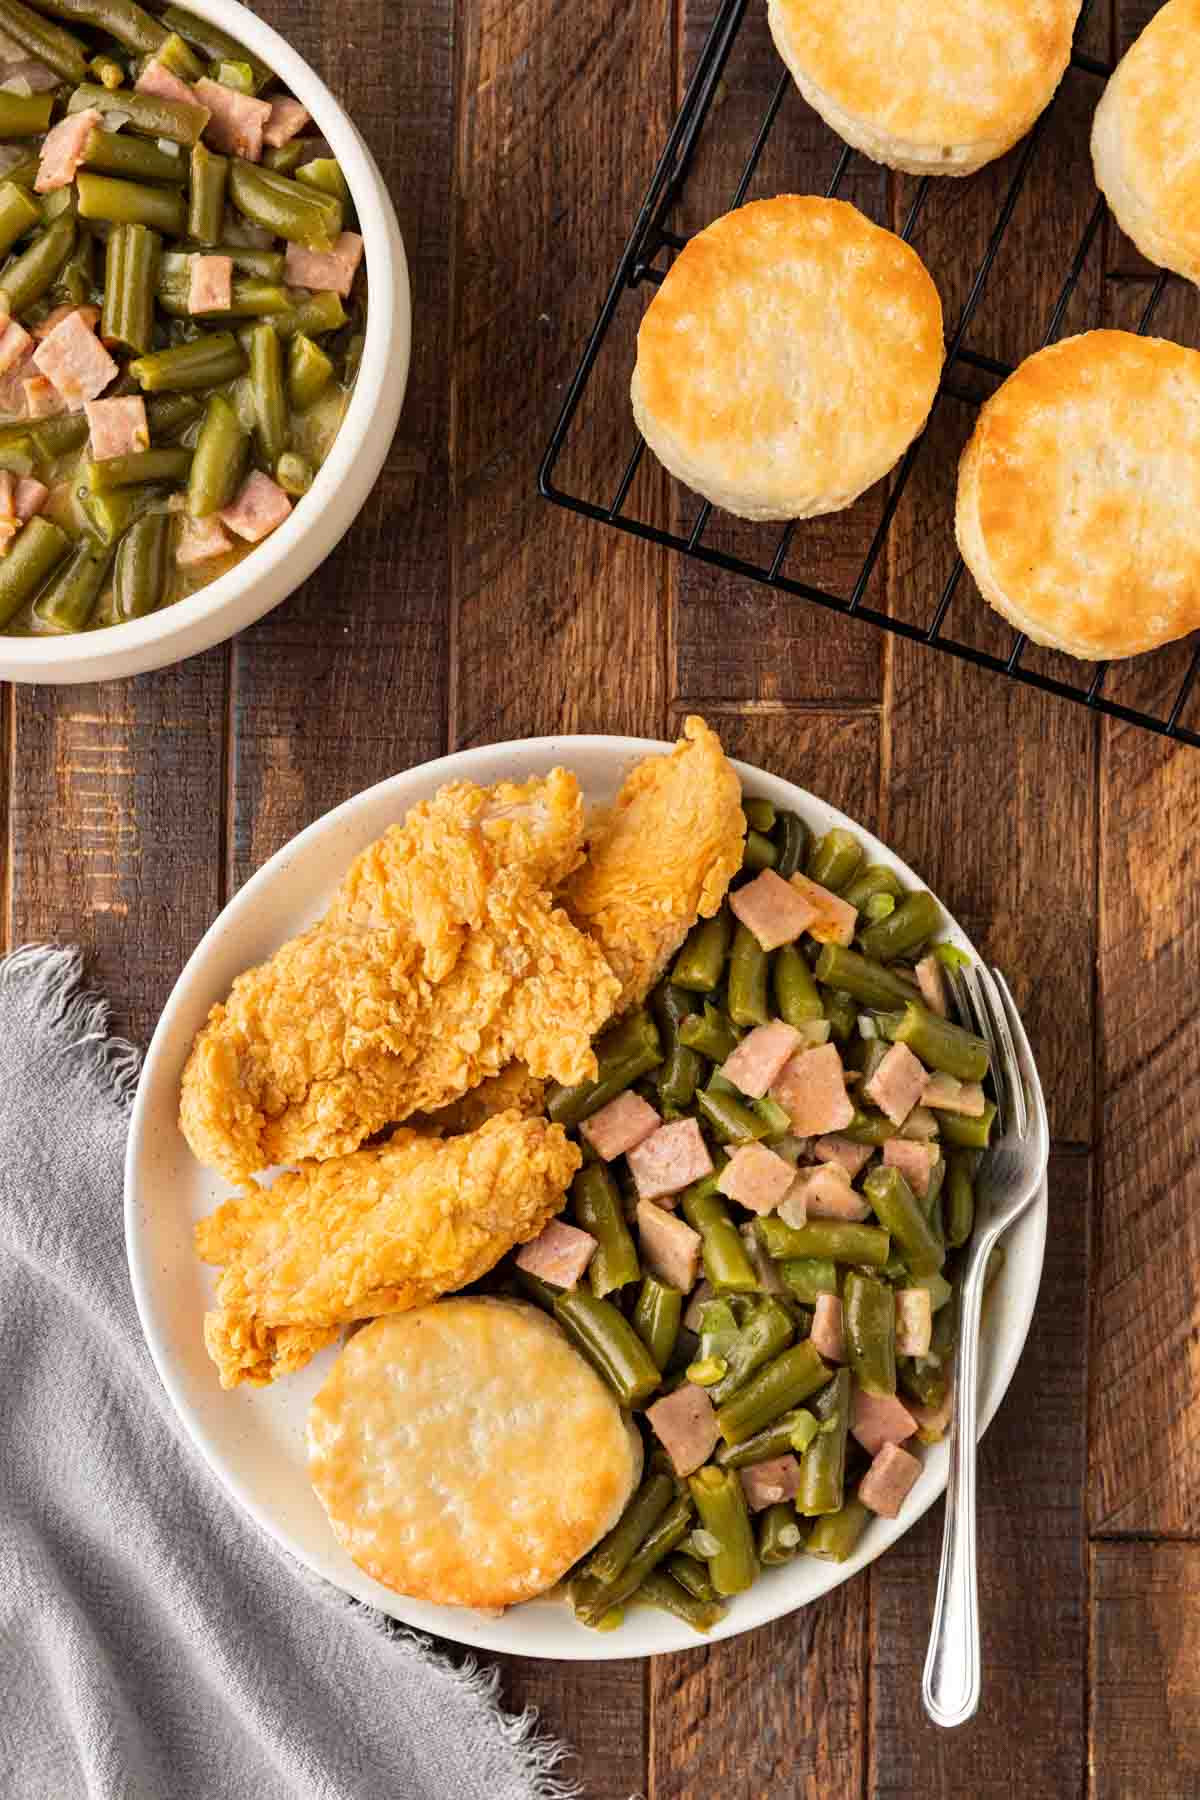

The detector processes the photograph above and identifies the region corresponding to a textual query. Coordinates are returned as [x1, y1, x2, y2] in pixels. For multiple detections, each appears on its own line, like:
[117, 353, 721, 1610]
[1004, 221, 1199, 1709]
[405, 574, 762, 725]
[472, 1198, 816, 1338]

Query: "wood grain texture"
[1091, 1544, 1200, 1799]
[872, 1152, 1091, 1800]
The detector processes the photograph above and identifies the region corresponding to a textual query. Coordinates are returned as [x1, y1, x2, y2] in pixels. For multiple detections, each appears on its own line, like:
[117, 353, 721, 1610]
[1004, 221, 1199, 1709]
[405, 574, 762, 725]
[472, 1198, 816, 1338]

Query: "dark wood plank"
[1091, 1543, 1200, 1799]
[668, 702, 882, 837]
[871, 1152, 1091, 1799]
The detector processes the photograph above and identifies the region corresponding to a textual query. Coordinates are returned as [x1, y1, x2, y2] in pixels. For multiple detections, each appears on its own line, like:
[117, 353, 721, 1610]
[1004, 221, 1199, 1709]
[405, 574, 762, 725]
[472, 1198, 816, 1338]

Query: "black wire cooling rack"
[538, 0, 1200, 747]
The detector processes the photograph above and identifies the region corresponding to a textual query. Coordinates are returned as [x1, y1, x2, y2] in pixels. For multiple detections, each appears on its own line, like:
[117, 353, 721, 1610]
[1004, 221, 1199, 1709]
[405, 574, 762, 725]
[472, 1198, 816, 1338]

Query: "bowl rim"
[124, 733, 1048, 1660]
[0, 0, 410, 681]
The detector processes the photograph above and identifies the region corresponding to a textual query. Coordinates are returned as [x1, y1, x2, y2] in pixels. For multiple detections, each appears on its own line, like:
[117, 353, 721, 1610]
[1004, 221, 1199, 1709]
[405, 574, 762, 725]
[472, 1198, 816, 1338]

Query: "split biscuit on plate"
[631, 195, 943, 522]
[767, 0, 1081, 176]
[956, 330, 1200, 661]
[307, 1297, 643, 1610]
[1092, 0, 1200, 285]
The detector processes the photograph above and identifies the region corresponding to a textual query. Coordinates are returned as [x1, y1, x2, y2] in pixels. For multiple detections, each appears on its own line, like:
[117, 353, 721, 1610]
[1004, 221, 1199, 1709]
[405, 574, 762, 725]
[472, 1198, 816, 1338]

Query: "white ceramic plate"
[125, 736, 1047, 1659]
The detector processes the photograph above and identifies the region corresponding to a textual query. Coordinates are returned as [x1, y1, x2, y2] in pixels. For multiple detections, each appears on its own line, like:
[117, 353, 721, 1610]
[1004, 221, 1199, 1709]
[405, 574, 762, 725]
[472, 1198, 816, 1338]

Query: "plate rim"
[124, 733, 1048, 1660]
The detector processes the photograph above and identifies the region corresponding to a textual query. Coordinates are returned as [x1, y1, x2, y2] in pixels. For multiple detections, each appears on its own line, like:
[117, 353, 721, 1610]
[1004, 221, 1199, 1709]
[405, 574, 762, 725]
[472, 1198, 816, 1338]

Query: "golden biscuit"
[631, 196, 943, 522]
[768, 0, 1081, 176]
[306, 1298, 642, 1609]
[1092, 0, 1200, 285]
[956, 331, 1200, 660]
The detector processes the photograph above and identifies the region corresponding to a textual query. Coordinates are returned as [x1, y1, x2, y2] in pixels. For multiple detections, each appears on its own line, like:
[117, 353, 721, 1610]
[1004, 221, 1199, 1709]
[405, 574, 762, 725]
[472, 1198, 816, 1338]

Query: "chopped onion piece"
[156, 137, 181, 157]
[857, 1014, 877, 1039]
[0, 76, 31, 95]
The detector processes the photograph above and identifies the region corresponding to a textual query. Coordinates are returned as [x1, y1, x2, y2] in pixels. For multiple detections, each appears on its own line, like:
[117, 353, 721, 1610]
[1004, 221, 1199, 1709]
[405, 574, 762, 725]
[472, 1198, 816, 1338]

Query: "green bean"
[81, 129, 189, 185]
[0, 150, 38, 189]
[571, 1493, 693, 1625]
[111, 509, 169, 619]
[860, 889, 942, 962]
[861, 1165, 944, 1277]
[78, 482, 158, 546]
[804, 1495, 871, 1561]
[100, 221, 159, 356]
[686, 1354, 727, 1388]
[572, 1162, 640, 1297]
[553, 1288, 661, 1407]
[841, 1106, 898, 1147]
[716, 1341, 831, 1445]
[796, 1367, 851, 1517]
[666, 1553, 719, 1602]
[688, 1465, 757, 1595]
[37, 185, 76, 229]
[883, 1000, 990, 1082]
[69, 82, 209, 145]
[0, 213, 75, 316]
[228, 158, 341, 250]
[807, 828, 863, 894]
[54, 221, 93, 305]
[274, 450, 312, 497]
[632, 1275, 682, 1371]
[773, 810, 809, 880]
[584, 1471, 675, 1586]
[145, 390, 202, 442]
[181, 392, 245, 518]
[757, 1501, 804, 1565]
[716, 1405, 818, 1468]
[843, 1271, 896, 1397]
[512, 1267, 561, 1313]
[32, 0, 166, 55]
[938, 1101, 997, 1151]
[678, 1002, 740, 1063]
[707, 1298, 795, 1406]
[192, 243, 286, 281]
[545, 1008, 662, 1128]
[32, 535, 112, 631]
[130, 331, 247, 391]
[821, 986, 857, 1043]
[772, 941, 823, 1025]
[924, 1153, 946, 1252]
[187, 140, 227, 244]
[243, 320, 284, 468]
[155, 27, 204, 77]
[812, 942, 920, 1011]
[0, 515, 69, 626]
[0, 91, 52, 136]
[682, 1183, 758, 1294]
[695, 1084, 768, 1146]
[160, 5, 272, 89]
[286, 330, 333, 411]
[635, 1568, 726, 1633]
[756, 1215, 891, 1269]
[672, 909, 732, 993]
[779, 1257, 839, 1304]
[242, 288, 347, 342]
[742, 828, 778, 873]
[296, 156, 352, 207]
[843, 864, 903, 913]
[27, 415, 87, 462]
[89, 447, 191, 492]
[727, 922, 771, 1028]
[263, 137, 312, 176]
[76, 171, 186, 234]
[0, 0, 86, 81]
[749, 1090, 791, 1135]
[0, 436, 35, 476]
[0, 180, 40, 260]
[945, 1149, 978, 1249]
[157, 274, 292, 320]
[743, 796, 776, 834]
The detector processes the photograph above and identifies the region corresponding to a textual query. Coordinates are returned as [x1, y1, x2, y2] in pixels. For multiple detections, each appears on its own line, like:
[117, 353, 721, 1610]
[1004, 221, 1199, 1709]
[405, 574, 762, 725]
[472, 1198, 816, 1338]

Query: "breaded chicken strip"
[180, 773, 617, 1184]
[416, 1061, 546, 1135]
[564, 716, 745, 1011]
[196, 1111, 580, 1388]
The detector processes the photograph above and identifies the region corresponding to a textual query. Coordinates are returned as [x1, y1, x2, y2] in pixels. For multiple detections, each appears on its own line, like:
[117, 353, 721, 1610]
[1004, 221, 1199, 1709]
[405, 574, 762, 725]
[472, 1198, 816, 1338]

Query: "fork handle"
[921, 1225, 1000, 1728]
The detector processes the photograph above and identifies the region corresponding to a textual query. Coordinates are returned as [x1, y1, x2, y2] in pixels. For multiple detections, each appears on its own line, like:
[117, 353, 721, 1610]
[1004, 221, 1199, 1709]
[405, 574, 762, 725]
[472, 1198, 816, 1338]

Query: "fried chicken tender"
[564, 716, 745, 1011]
[196, 1111, 581, 1388]
[179, 772, 618, 1184]
[416, 1061, 546, 1135]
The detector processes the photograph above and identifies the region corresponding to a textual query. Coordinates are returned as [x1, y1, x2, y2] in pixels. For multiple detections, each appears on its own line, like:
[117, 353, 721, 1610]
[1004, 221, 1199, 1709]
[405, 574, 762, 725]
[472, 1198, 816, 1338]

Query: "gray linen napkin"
[0, 946, 580, 1800]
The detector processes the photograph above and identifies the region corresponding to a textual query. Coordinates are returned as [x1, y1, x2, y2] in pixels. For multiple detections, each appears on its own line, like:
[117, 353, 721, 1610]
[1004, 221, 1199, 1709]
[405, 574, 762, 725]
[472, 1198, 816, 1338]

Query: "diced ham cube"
[910, 1385, 953, 1444]
[895, 1287, 933, 1357]
[284, 231, 365, 298]
[922, 1072, 986, 1117]
[514, 1218, 596, 1291]
[780, 1163, 871, 1224]
[740, 1222, 786, 1295]
[851, 1388, 918, 1457]
[729, 867, 818, 951]
[883, 1136, 938, 1199]
[34, 108, 102, 193]
[645, 1383, 719, 1477]
[188, 253, 233, 315]
[626, 1117, 712, 1203]
[636, 1200, 701, 1292]
[719, 1018, 801, 1098]
[771, 1043, 854, 1138]
[218, 470, 292, 543]
[32, 309, 117, 409]
[262, 96, 311, 148]
[136, 58, 203, 110]
[0, 316, 30, 376]
[810, 1292, 845, 1362]
[22, 374, 63, 418]
[900, 1105, 939, 1141]
[863, 1041, 927, 1128]
[788, 872, 858, 946]
[739, 1454, 802, 1512]
[859, 1441, 922, 1519]
[33, 303, 100, 341]
[175, 512, 234, 568]
[579, 1090, 661, 1161]
[718, 1141, 797, 1216]
[814, 1134, 873, 1180]
[196, 77, 272, 161]
[14, 476, 47, 521]
[85, 395, 148, 461]
[916, 954, 947, 1017]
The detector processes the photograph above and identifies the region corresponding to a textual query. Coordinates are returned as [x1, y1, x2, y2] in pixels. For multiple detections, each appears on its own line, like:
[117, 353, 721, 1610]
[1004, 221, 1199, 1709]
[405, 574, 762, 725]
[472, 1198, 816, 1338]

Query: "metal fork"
[921, 964, 1050, 1729]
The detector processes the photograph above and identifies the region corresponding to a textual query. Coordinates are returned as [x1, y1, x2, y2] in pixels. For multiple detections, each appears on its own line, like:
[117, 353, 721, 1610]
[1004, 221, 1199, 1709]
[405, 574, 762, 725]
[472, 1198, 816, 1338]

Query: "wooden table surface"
[5, 0, 1198, 1794]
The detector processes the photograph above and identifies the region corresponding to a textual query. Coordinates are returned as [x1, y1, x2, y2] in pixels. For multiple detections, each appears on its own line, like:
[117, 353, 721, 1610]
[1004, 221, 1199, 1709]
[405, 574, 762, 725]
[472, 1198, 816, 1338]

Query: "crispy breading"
[196, 1111, 581, 1388]
[415, 1061, 546, 1135]
[563, 716, 745, 1010]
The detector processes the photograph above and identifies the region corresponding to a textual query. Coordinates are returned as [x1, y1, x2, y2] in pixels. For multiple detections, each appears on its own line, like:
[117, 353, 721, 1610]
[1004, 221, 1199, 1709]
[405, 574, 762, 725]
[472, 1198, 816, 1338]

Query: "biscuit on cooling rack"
[1092, 0, 1200, 286]
[767, 0, 1081, 177]
[631, 195, 943, 523]
[306, 1297, 643, 1609]
[956, 331, 1200, 661]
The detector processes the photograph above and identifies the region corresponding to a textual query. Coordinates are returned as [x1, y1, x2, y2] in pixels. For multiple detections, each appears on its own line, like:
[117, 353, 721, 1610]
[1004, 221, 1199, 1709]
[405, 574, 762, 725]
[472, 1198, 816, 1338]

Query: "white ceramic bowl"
[0, 0, 410, 685]
[125, 736, 1047, 1659]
